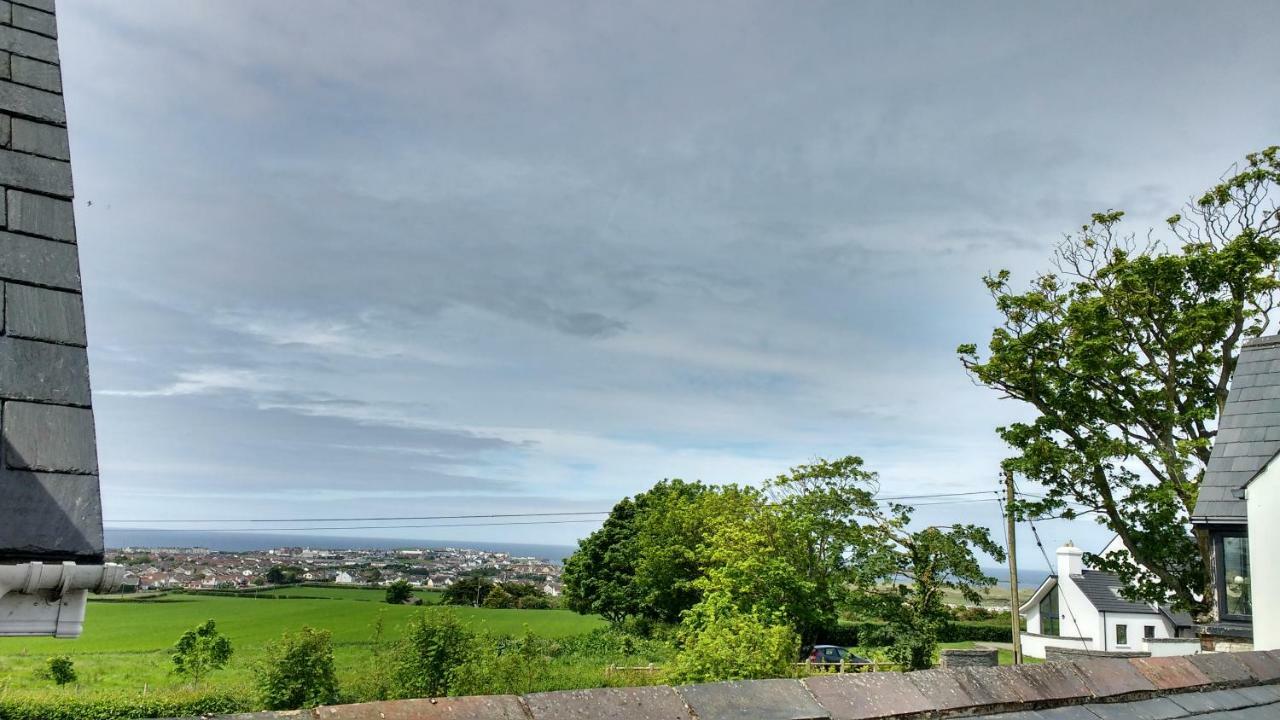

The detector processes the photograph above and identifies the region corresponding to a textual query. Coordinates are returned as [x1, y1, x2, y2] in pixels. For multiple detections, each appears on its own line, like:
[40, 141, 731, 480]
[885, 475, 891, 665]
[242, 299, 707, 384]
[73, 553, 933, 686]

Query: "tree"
[441, 575, 494, 607]
[666, 593, 800, 684]
[847, 508, 1004, 670]
[172, 619, 233, 685]
[255, 627, 340, 710]
[959, 147, 1280, 617]
[388, 608, 474, 699]
[45, 656, 76, 686]
[385, 579, 414, 604]
[562, 480, 739, 624]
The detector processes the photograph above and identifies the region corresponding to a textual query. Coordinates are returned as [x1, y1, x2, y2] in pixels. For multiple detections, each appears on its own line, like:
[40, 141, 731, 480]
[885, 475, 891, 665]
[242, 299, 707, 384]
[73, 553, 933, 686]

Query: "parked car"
[801, 645, 870, 666]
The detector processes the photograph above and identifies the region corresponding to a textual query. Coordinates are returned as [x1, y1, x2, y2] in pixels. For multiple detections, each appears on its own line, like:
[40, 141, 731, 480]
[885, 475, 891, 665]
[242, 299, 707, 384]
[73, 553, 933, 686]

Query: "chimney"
[1057, 541, 1084, 577]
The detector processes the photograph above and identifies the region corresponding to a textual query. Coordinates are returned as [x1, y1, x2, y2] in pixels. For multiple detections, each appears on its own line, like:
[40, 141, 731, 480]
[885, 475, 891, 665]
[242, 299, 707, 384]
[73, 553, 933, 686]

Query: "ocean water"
[104, 528, 578, 564]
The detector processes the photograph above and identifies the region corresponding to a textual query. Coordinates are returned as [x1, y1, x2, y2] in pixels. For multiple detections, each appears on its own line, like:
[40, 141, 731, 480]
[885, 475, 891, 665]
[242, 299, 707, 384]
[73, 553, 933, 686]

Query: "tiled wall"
[0, 0, 103, 562]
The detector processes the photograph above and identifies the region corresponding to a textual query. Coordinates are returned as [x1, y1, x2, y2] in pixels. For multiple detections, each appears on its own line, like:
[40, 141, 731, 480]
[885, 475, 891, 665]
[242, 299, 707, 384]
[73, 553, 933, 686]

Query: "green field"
[0, 590, 605, 693]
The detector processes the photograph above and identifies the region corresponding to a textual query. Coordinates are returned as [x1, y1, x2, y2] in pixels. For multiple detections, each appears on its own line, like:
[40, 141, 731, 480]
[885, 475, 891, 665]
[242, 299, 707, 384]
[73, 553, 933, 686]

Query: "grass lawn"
[0, 592, 605, 693]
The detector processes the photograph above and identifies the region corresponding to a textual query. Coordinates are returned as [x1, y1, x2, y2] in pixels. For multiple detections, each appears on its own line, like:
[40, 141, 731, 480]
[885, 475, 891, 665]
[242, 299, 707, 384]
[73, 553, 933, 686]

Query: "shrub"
[172, 619, 233, 685]
[255, 627, 340, 710]
[385, 579, 414, 605]
[0, 688, 253, 720]
[666, 597, 799, 684]
[45, 656, 76, 685]
[388, 608, 474, 698]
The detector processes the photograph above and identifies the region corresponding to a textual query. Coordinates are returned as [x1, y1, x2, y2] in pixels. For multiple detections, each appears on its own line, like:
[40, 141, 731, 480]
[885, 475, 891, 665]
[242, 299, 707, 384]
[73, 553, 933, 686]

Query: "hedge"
[0, 689, 254, 720]
[819, 620, 1014, 647]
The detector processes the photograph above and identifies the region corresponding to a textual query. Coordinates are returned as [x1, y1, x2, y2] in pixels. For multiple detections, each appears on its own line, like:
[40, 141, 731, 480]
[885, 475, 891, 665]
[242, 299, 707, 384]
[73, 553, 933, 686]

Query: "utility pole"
[1005, 469, 1023, 665]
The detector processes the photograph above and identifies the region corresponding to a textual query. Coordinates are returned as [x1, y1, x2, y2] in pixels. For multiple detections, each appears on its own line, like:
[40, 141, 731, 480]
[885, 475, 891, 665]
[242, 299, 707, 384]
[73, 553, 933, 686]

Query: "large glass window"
[1220, 535, 1252, 619]
[1039, 586, 1060, 636]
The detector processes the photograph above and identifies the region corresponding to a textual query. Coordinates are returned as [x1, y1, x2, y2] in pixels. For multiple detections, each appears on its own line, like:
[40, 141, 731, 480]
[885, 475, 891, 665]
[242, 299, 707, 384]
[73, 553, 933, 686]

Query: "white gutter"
[0, 562, 125, 638]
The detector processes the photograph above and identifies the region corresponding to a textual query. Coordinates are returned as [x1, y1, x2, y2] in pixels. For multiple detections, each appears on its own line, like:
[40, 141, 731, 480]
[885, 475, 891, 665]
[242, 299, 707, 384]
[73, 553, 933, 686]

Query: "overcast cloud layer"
[59, 1, 1280, 564]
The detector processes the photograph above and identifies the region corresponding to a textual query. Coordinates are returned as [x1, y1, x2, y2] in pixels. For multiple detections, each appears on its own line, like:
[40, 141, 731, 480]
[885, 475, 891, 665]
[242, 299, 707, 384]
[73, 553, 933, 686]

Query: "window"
[1144, 625, 1155, 639]
[1115, 624, 1128, 646]
[1039, 587, 1060, 636]
[1217, 534, 1251, 619]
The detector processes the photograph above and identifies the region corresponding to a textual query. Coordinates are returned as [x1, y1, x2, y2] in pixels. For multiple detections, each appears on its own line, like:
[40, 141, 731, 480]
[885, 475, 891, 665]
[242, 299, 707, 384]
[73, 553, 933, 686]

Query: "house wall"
[1101, 611, 1172, 652]
[1248, 462, 1280, 650]
[1020, 632, 1091, 659]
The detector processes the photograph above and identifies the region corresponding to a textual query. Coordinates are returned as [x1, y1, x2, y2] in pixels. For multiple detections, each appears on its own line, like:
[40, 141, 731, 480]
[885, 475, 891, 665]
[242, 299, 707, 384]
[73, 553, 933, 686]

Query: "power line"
[105, 518, 607, 533]
[106, 490, 1003, 525]
[107, 510, 611, 524]
[1015, 479, 1087, 644]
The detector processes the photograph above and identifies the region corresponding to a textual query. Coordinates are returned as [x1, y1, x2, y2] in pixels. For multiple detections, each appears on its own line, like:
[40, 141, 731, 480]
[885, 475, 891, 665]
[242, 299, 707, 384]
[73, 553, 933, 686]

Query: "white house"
[1190, 334, 1280, 652]
[335, 571, 356, 585]
[1243, 430, 1280, 651]
[1019, 541, 1198, 659]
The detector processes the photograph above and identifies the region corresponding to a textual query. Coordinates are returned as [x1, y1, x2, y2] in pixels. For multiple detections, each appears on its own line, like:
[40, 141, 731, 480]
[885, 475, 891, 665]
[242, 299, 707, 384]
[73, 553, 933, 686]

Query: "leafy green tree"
[45, 656, 76, 686]
[667, 593, 799, 684]
[482, 583, 514, 609]
[695, 458, 885, 641]
[959, 147, 1280, 618]
[848, 511, 1005, 670]
[441, 575, 494, 607]
[385, 579, 414, 604]
[563, 480, 741, 624]
[389, 608, 474, 699]
[171, 619, 233, 685]
[255, 627, 340, 710]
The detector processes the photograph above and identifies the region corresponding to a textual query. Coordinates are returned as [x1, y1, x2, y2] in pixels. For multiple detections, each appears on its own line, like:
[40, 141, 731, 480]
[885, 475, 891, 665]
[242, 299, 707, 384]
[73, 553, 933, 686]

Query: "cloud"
[62, 0, 1280, 556]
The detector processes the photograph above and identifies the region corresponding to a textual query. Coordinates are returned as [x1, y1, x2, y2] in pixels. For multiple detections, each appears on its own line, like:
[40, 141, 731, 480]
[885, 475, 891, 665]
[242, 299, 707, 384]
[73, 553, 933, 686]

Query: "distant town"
[106, 545, 565, 597]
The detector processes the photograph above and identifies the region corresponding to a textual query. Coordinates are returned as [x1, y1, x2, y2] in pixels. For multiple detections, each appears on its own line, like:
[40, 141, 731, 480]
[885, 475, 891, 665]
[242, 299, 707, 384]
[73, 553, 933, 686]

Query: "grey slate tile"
[0, 469, 103, 561]
[6, 188, 75, 241]
[0, 23, 58, 63]
[678, 679, 828, 720]
[1068, 659, 1155, 698]
[11, 0, 55, 14]
[0, 77, 63, 122]
[802, 672, 931, 719]
[2, 402, 97, 473]
[1188, 653, 1254, 686]
[11, 4, 55, 38]
[9, 54, 59, 92]
[11, 116, 68, 160]
[0, 336, 90, 405]
[0, 148, 73, 196]
[1029, 707, 1101, 720]
[309, 695, 529, 720]
[4, 282, 86, 345]
[1081, 697, 1187, 720]
[0, 231, 80, 289]
[525, 685, 692, 720]
[1168, 688, 1255, 714]
[905, 668, 979, 711]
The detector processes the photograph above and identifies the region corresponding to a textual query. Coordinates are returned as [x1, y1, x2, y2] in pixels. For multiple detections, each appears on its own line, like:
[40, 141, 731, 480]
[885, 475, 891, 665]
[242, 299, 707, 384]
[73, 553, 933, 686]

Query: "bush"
[45, 656, 76, 686]
[388, 608, 474, 698]
[255, 627, 340, 710]
[385, 579, 414, 605]
[0, 688, 253, 720]
[666, 598, 799, 684]
[172, 619, 233, 685]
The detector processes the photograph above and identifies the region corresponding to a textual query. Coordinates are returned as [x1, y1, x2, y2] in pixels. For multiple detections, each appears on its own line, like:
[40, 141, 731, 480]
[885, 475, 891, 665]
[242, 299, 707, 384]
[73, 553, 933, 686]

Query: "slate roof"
[1192, 334, 1280, 525]
[199, 651, 1280, 720]
[1073, 571, 1162, 615]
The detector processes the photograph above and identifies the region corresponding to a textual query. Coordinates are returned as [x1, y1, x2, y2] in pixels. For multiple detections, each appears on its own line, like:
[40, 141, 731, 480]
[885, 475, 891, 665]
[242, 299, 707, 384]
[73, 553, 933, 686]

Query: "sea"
[104, 528, 578, 565]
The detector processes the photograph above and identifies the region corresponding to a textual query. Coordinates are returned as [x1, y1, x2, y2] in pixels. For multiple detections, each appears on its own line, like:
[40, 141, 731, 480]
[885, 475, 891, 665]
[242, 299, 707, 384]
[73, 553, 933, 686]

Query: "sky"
[56, 1, 1280, 567]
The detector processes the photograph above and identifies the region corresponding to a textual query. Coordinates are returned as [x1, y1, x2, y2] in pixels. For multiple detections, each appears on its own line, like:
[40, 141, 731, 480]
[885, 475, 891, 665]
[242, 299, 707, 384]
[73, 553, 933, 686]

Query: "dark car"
[801, 644, 871, 666]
